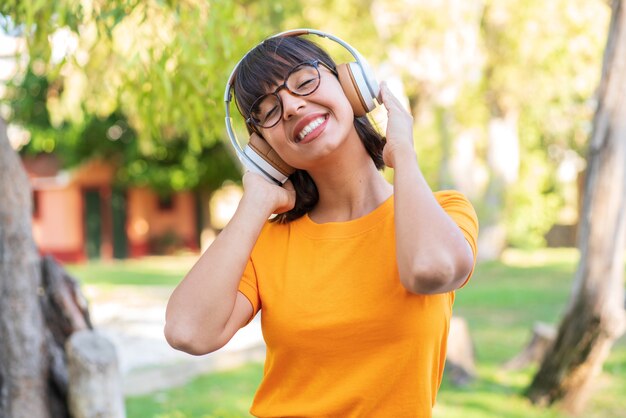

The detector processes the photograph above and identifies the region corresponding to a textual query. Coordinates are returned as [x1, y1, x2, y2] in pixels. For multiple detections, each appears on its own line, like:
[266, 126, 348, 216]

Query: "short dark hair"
[233, 36, 385, 223]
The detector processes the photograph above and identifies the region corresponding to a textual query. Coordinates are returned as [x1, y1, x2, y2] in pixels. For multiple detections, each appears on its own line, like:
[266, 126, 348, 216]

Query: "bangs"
[233, 37, 336, 122]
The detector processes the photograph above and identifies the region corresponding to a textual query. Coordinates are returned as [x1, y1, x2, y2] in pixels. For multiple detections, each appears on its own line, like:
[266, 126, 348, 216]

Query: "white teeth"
[298, 117, 325, 141]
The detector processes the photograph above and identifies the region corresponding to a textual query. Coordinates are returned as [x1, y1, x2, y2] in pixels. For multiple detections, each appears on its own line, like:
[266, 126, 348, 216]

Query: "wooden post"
[66, 330, 125, 418]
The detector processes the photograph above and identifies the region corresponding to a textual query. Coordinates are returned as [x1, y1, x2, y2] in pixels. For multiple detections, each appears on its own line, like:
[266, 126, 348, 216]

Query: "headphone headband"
[224, 29, 376, 103]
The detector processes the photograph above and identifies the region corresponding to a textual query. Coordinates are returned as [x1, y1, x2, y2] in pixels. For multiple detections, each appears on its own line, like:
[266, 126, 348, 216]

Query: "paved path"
[83, 284, 265, 396]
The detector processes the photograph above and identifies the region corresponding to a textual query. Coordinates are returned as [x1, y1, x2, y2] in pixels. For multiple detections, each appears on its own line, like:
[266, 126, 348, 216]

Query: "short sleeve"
[238, 257, 261, 325]
[434, 190, 479, 287]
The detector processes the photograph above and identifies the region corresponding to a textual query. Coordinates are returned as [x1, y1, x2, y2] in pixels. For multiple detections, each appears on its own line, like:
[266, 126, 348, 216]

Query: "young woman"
[165, 34, 478, 417]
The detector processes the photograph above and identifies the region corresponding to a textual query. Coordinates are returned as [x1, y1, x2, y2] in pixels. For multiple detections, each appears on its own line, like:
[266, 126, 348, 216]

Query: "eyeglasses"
[246, 60, 336, 129]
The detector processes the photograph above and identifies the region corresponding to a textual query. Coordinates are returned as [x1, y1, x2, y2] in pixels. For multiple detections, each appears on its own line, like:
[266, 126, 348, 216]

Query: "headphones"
[224, 29, 380, 184]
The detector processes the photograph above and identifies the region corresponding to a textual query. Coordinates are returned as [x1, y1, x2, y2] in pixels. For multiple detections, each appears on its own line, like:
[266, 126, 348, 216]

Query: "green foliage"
[8, 68, 51, 128]
[3, 0, 302, 192]
[477, 0, 608, 246]
[0, 0, 82, 59]
[77, 0, 300, 153]
[0, 0, 615, 245]
[5, 67, 74, 154]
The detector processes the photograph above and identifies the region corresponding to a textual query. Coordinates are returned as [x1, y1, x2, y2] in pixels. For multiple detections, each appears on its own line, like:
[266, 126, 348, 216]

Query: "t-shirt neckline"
[296, 194, 394, 239]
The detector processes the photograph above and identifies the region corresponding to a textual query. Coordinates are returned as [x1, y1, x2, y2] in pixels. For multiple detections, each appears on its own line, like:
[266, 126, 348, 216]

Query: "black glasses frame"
[246, 60, 337, 129]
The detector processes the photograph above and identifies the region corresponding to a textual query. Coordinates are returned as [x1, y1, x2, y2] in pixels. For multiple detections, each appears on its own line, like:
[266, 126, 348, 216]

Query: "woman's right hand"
[242, 171, 296, 215]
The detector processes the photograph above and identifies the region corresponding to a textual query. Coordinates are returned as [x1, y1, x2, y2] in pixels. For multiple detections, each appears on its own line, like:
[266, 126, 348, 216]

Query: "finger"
[379, 82, 400, 111]
[381, 82, 405, 111]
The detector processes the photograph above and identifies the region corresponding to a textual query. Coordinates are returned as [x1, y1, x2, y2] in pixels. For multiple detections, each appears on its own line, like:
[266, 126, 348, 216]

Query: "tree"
[526, 0, 626, 413]
[0, 115, 50, 418]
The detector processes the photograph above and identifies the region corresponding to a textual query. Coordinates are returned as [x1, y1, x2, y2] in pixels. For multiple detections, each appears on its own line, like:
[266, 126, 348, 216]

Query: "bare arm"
[380, 82, 474, 294]
[164, 173, 295, 355]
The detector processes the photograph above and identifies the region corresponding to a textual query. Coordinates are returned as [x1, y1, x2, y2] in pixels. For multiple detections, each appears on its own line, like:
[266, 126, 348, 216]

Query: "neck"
[306, 132, 392, 223]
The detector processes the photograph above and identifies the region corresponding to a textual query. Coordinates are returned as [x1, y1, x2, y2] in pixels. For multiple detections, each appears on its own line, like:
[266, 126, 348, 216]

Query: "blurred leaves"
[1, 0, 613, 245]
[365, 0, 608, 247]
[3, 0, 296, 193]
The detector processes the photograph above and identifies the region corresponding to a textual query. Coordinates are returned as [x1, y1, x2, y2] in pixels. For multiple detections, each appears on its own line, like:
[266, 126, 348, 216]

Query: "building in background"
[23, 154, 200, 262]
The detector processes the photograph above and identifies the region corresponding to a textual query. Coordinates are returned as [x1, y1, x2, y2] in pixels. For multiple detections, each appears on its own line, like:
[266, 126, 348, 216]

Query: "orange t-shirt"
[238, 190, 478, 418]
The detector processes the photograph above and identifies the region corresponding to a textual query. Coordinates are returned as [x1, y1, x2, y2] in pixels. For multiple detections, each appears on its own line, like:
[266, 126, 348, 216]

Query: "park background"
[0, 0, 625, 417]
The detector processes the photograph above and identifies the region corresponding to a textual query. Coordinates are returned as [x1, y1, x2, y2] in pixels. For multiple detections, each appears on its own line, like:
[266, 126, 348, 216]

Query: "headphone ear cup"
[336, 62, 376, 117]
[245, 133, 296, 182]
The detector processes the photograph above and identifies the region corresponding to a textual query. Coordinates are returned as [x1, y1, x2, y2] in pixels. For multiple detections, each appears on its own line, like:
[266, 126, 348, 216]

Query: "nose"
[279, 89, 307, 120]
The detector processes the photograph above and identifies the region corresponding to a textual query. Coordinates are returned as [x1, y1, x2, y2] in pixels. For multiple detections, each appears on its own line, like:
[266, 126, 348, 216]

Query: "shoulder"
[433, 189, 479, 248]
[433, 190, 476, 217]
[253, 217, 295, 249]
[259, 218, 290, 238]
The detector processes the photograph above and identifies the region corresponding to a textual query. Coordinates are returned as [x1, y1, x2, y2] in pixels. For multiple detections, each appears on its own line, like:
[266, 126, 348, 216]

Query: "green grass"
[106, 248, 625, 417]
[66, 255, 196, 287]
[126, 363, 264, 418]
[435, 248, 626, 418]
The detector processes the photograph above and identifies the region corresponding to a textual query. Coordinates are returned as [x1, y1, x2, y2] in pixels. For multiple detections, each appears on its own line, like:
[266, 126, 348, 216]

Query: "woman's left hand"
[379, 81, 415, 168]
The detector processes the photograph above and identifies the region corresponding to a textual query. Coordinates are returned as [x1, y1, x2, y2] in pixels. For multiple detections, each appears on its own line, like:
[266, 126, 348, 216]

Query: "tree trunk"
[0, 118, 49, 417]
[526, 0, 626, 414]
[0, 118, 96, 417]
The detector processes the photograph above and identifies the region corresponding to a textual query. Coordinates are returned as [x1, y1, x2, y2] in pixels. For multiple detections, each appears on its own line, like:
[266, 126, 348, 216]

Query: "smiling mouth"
[295, 115, 328, 143]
